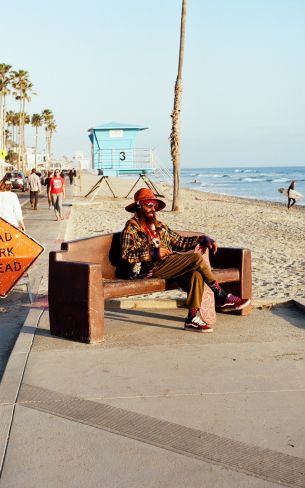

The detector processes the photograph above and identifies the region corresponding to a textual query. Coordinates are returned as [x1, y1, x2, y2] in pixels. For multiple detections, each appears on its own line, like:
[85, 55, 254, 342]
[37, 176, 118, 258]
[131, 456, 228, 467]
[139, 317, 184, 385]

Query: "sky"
[2, 0, 305, 167]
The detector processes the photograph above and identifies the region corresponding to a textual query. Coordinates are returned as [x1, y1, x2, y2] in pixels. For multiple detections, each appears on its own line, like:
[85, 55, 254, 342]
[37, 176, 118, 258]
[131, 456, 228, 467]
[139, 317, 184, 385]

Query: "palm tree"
[31, 113, 43, 165]
[4, 111, 18, 167]
[5, 110, 14, 147]
[11, 69, 35, 170]
[4, 129, 11, 149]
[45, 121, 56, 166]
[23, 113, 30, 131]
[170, 0, 187, 212]
[5, 110, 19, 151]
[0, 63, 12, 152]
[12, 111, 20, 150]
[42, 109, 54, 167]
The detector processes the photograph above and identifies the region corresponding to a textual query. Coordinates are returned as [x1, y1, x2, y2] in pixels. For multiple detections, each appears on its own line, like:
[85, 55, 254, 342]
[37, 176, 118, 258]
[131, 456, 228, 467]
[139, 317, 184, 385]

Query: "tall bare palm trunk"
[48, 132, 52, 164]
[0, 94, 7, 152]
[17, 100, 22, 170]
[21, 101, 25, 171]
[0, 94, 3, 151]
[35, 127, 38, 165]
[3, 96, 7, 151]
[45, 129, 49, 167]
[170, 0, 187, 212]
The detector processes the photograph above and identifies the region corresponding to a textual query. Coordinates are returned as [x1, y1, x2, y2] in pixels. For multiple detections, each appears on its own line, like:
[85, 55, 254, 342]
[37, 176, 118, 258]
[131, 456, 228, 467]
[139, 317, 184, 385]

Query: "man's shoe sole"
[184, 325, 213, 333]
[221, 298, 251, 312]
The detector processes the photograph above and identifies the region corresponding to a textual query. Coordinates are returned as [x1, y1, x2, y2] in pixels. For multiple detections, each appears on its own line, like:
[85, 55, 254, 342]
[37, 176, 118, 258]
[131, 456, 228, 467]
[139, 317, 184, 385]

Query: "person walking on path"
[287, 180, 297, 210]
[68, 169, 76, 185]
[43, 170, 53, 209]
[28, 168, 41, 210]
[121, 188, 250, 333]
[0, 178, 25, 230]
[48, 168, 65, 221]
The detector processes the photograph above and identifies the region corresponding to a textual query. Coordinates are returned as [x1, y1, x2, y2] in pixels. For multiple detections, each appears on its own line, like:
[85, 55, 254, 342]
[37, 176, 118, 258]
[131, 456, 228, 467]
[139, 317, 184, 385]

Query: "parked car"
[4, 171, 28, 192]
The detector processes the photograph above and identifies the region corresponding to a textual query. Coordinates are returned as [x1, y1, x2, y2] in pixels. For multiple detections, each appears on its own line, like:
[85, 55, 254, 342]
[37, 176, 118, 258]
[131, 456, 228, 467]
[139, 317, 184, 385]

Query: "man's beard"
[139, 208, 157, 225]
[146, 213, 156, 224]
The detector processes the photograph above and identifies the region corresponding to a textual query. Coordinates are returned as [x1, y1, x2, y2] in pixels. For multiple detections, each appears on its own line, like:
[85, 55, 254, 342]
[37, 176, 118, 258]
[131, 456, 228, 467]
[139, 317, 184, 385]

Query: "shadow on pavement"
[269, 304, 305, 331]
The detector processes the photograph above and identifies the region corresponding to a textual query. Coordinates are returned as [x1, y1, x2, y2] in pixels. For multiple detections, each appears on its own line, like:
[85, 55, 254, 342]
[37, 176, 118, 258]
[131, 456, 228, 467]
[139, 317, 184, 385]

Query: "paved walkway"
[0, 185, 73, 379]
[0, 186, 305, 487]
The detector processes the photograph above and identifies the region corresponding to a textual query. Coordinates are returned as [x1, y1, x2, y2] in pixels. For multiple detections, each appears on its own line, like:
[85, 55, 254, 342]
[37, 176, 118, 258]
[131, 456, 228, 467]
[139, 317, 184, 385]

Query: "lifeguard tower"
[87, 122, 163, 198]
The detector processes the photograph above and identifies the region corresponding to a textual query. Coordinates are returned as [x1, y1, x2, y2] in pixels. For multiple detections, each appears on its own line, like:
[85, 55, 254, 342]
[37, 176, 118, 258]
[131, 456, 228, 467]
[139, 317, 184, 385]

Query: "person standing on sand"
[48, 169, 65, 221]
[287, 180, 297, 210]
[121, 188, 251, 333]
[0, 179, 25, 230]
[28, 168, 41, 210]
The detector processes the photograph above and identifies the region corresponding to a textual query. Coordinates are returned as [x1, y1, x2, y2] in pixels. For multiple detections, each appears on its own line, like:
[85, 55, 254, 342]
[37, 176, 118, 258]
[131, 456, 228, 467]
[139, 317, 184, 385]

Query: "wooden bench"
[48, 231, 252, 343]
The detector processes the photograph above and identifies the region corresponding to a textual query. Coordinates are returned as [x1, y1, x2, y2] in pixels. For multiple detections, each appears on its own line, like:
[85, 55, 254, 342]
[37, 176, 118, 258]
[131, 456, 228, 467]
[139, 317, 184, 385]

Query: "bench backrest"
[60, 230, 202, 280]
[61, 232, 121, 279]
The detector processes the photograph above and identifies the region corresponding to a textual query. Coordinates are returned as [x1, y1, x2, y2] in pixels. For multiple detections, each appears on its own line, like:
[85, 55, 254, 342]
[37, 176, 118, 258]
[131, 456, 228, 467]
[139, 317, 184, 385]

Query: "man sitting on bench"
[121, 188, 251, 333]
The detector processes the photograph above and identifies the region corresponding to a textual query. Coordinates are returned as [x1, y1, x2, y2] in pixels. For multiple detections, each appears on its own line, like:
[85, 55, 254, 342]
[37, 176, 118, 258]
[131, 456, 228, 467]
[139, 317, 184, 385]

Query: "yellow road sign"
[0, 150, 7, 159]
[0, 218, 44, 298]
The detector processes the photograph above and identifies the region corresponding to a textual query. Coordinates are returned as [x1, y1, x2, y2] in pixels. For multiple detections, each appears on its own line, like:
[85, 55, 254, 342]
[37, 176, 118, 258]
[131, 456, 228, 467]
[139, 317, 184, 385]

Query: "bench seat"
[103, 268, 240, 299]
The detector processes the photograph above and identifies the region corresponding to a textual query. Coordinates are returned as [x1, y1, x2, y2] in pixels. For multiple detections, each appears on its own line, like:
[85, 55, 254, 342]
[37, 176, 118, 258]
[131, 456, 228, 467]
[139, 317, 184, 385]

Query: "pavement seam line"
[18, 383, 305, 488]
[14, 386, 305, 404]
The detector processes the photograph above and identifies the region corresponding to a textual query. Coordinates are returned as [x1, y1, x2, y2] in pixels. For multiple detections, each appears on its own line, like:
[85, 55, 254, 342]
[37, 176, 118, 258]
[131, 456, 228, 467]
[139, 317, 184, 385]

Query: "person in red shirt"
[48, 169, 65, 221]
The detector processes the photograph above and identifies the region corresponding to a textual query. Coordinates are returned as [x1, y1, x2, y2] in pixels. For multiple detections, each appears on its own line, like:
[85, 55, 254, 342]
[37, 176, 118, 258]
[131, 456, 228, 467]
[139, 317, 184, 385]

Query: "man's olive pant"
[152, 252, 215, 309]
[30, 191, 39, 210]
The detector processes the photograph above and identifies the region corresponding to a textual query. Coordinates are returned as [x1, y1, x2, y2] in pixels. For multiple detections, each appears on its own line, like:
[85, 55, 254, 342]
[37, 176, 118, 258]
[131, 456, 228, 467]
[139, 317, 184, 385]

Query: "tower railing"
[95, 148, 154, 173]
[93, 147, 173, 190]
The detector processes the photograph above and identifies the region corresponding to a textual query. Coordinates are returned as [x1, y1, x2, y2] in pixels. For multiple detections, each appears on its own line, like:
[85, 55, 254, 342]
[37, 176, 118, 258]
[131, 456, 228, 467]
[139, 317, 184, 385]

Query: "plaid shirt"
[121, 216, 201, 268]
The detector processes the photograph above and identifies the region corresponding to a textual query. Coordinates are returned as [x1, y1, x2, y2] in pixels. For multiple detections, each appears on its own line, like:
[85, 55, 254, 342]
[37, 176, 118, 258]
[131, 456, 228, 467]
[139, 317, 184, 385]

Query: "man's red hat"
[125, 188, 166, 212]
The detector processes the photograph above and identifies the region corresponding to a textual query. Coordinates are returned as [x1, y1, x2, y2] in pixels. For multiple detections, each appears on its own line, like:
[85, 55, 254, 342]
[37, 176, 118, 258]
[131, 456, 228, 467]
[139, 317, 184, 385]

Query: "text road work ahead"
[0, 218, 44, 298]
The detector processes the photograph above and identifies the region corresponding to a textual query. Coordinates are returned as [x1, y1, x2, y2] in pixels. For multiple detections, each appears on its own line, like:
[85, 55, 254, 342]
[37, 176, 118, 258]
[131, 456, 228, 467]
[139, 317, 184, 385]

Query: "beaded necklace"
[144, 224, 160, 248]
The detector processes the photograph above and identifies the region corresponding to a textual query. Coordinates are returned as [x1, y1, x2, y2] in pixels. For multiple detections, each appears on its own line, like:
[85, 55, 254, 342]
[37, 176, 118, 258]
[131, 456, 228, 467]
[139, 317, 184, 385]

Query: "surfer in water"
[287, 180, 296, 210]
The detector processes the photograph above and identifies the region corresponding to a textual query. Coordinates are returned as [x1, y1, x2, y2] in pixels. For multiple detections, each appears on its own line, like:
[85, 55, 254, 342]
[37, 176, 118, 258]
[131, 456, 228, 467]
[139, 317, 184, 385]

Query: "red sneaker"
[221, 294, 251, 312]
[184, 315, 213, 333]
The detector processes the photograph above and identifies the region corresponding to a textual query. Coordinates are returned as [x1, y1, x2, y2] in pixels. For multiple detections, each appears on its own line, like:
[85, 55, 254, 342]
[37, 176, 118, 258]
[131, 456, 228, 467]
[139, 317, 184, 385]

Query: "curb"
[0, 308, 44, 474]
[106, 296, 301, 311]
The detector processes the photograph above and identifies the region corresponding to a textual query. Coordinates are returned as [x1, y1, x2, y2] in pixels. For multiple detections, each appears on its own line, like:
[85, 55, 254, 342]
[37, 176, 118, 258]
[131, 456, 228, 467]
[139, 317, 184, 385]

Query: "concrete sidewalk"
[1, 187, 305, 487]
[0, 184, 73, 379]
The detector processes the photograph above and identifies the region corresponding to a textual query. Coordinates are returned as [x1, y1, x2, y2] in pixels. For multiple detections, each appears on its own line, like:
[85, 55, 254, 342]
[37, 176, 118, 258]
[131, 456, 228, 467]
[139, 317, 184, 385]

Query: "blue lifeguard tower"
[87, 122, 163, 198]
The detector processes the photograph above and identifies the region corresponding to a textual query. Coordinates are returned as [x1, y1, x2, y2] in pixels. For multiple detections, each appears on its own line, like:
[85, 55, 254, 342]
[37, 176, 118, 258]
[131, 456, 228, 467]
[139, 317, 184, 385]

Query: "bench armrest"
[49, 252, 105, 342]
[210, 247, 252, 298]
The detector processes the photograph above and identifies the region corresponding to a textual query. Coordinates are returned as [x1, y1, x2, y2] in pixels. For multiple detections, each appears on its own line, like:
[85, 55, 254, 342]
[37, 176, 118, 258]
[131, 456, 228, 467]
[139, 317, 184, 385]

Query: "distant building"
[73, 151, 90, 170]
[25, 147, 47, 173]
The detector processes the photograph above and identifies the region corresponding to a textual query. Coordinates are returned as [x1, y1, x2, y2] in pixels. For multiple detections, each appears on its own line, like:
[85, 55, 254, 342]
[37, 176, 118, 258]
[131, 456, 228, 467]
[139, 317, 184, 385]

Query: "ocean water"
[181, 166, 305, 205]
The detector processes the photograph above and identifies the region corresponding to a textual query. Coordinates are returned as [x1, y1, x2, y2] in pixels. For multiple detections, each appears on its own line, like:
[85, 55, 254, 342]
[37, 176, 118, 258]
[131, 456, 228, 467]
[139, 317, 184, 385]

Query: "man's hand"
[199, 235, 218, 254]
[159, 247, 173, 259]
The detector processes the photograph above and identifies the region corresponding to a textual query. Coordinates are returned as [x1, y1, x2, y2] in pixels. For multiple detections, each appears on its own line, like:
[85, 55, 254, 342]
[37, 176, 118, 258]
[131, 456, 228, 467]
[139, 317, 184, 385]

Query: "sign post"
[0, 218, 44, 298]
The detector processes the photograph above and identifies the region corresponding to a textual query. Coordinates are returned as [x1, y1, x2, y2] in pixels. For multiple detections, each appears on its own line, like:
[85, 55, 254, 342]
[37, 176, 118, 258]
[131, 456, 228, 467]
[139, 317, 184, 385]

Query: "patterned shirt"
[121, 216, 201, 271]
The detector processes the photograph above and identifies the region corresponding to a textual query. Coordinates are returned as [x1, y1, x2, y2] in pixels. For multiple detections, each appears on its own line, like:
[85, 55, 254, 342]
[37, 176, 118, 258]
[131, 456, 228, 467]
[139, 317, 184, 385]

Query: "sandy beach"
[67, 173, 305, 301]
